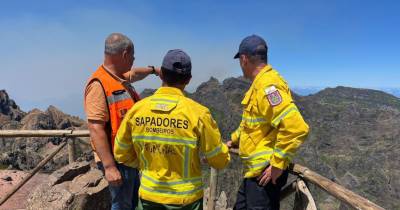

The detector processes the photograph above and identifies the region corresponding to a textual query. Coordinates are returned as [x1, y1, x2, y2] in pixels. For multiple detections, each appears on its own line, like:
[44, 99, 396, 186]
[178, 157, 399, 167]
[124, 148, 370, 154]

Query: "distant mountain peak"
[0, 90, 25, 122]
[0, 90, 86, 130]
[195, 77, 221, 93]
[307, 86, 400, 109]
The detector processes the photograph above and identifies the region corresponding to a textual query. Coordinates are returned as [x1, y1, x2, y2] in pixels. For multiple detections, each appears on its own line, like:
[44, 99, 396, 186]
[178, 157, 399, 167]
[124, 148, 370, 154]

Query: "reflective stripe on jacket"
[114, 87, 230, 205]
[231, 65, 309, 178]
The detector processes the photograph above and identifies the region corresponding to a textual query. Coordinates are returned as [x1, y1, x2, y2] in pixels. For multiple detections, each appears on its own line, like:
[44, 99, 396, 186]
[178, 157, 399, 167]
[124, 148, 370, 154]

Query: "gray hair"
[104, 33, 134, 55]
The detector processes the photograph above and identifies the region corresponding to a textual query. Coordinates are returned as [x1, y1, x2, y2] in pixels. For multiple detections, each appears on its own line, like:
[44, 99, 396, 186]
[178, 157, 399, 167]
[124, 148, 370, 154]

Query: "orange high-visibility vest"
[86, 65, 140, 152]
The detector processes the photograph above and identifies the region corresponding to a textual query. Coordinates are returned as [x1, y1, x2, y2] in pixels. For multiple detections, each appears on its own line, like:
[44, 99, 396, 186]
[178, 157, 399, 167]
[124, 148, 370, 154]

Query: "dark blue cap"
[234, 34, 268, 59]
[162, 49, 192, 75]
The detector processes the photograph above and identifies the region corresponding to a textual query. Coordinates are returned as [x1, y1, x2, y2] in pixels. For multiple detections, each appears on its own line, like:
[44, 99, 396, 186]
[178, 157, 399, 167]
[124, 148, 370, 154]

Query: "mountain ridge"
[1, 77, 399, 209]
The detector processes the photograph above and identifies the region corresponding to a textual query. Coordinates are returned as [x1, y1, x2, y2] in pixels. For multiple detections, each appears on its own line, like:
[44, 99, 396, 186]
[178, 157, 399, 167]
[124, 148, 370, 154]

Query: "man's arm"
[114, 109, 137, 168]
[227, 127, 240, 149]
[123, 66, 160, 83]
[199, 110, 230, 169]
[258, 84, 309, 186]
[88, 120, 122, 186]
[84, 81, 122, 186]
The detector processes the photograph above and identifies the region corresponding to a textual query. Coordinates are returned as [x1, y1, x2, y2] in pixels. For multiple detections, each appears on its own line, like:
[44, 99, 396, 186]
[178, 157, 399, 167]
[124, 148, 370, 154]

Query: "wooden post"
[291, 164, 384, 210]
[0, 141, 67, 206]
[293, 179, 317, 210]
[68, 138, 76, 164]
[280, 179, 297, 201]
[207, 167, 218, 210]
[294, 190, 303, 210]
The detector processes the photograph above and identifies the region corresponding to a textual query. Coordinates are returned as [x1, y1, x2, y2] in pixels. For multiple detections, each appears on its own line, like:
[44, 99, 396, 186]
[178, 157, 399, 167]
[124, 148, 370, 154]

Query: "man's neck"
[103, 63, 125, 79]
[161, 83, 185, 91]
[250, 63, 267, 81]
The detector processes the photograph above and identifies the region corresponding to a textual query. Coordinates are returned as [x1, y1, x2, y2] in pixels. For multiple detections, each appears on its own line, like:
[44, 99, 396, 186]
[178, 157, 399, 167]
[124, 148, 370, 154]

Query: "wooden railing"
[0, 130, 385, 210]
[0, 130, 90, 206]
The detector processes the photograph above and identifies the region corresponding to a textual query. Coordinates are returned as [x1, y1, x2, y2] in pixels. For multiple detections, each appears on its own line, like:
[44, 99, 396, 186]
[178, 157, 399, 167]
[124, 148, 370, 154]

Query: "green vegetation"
[0, 163, 8, 170]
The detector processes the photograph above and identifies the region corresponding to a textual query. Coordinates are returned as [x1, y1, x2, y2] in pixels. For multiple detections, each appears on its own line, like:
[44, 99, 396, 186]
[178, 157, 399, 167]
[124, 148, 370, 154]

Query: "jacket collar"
[253, 64, 272, 85]
[154, 87, 185, 96]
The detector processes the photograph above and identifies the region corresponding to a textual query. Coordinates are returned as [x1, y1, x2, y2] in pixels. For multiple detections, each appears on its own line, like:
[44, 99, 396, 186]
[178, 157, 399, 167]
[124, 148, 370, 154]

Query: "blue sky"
[0, 0, 399, 118]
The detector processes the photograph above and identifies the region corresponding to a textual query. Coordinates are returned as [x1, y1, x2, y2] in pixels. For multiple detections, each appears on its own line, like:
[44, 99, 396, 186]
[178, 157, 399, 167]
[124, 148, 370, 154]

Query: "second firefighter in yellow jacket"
[229, 35, 310, 210]
[114, 49, 230, 209]
[230, 64, 309, 178]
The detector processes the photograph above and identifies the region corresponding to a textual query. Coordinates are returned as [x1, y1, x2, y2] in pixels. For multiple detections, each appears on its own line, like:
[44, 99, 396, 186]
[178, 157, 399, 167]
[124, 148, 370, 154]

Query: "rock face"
[2, 78, 400, 209]
[295, 87, 400, 209]
[0, 170, 49, 210]
[27, 161, 110, 210]
[0, 91, 89, 171]
[203, 187, 232, 210]
[0, 90, 25, 124]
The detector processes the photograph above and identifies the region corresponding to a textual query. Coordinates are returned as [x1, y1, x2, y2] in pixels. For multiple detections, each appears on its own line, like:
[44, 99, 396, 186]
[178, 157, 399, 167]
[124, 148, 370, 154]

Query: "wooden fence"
[0, 130, 385, 210]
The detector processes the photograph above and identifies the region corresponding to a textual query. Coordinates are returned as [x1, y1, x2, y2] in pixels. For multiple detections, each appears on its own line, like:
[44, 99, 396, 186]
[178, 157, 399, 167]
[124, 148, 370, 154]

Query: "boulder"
[51, 161, 91, 185]
[203, 188, 232, 210]
[0, 90, 25, 123]
[27, 162, 110, 210]
[68, 169, 110, 210]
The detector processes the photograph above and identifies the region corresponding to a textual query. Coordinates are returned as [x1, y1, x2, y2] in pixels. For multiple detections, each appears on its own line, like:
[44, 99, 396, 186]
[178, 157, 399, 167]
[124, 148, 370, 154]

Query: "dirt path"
[0, 170, 49, 210]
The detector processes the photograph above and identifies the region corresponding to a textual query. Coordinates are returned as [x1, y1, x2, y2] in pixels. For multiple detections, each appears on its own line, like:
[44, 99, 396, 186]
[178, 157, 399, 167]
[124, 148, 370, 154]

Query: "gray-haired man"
[84, 33, 160, 210]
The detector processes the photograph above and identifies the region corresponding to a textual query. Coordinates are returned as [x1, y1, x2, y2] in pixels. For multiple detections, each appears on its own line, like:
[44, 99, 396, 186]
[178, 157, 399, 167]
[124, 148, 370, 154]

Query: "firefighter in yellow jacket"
[228, 35, 310, 210]
[114, 49, 230, 210]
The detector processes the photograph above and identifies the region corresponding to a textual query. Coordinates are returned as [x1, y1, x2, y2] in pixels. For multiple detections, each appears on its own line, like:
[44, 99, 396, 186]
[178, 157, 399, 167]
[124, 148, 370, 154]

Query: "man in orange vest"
[84, 33, 159, 210]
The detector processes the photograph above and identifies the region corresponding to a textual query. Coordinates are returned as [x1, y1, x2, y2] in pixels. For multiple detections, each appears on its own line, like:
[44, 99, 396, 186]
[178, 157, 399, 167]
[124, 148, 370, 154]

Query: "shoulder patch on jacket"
[265, 86, 282, 107]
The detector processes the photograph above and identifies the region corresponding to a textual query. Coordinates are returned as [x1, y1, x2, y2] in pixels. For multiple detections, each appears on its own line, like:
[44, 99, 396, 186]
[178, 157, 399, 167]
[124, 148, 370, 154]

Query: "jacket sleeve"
[258, 84, 309, 169]
[198, 110, 230, 169]
[113, 109, 138, 168]
[230, 127, 241, 145]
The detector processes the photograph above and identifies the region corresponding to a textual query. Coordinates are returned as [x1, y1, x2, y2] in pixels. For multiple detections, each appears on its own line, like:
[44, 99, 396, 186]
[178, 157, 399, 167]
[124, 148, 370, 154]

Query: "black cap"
[234, 34, 268, 59]
[162, 49, 192, 75]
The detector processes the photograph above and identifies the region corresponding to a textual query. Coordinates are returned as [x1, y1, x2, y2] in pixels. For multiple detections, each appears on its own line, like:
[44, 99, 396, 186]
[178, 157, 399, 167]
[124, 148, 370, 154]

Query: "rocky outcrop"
[191, 77, 248, 140]
[0, 170, 49, 210]
[0, 90, 25, 128]
[50, 161, 91, 185]
[0, 91, 89, 171]
[46, 105, 86, 129]
[203, 188, 232, 210]
[2, 78, 400, 209]
[27, 161, 110, 210]
[295, 87, 400, 209]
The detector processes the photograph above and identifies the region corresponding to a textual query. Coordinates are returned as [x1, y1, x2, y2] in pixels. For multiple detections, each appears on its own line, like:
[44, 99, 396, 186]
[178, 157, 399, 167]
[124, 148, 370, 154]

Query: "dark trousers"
[137, 198, 203, 210]
[97, 162, 140, 210]
[234, 169, 289, 210]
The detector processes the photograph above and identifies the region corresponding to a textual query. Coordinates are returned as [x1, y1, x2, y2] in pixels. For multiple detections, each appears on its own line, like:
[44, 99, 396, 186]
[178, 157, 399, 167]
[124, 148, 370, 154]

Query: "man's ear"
[122, 50, 128, 60]
[240, 54, 247, 64]
[184, 75, 192, 85]
[159, 69, 165, 81]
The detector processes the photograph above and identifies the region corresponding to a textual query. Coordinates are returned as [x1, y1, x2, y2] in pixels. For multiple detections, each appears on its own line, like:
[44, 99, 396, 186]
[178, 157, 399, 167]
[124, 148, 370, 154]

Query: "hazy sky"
[1, 0, 399, 118]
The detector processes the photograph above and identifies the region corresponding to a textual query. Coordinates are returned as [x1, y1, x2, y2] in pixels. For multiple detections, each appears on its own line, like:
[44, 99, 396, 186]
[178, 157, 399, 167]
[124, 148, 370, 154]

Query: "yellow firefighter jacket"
[114, 86, 230, 205]
[231, 65, 309, 178]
